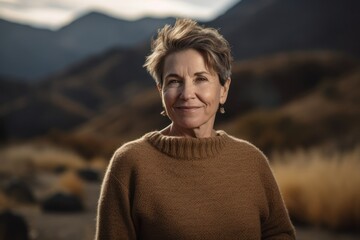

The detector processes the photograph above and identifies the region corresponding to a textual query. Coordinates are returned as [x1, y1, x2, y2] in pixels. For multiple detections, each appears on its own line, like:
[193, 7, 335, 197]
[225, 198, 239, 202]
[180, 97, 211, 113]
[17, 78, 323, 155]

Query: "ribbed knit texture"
[96, 131, 296, 240]
[146, 130, 228, 159]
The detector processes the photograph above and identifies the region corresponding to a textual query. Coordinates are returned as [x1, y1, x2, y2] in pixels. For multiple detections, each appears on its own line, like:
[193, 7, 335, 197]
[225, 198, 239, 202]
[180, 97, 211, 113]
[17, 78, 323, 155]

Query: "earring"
[160, 108, 167, 116]
[219, 104, 225, 114]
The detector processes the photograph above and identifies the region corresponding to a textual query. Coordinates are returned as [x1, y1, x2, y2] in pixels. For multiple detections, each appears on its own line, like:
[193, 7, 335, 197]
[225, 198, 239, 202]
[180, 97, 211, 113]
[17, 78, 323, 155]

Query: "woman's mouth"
[175, 106, 201, 112]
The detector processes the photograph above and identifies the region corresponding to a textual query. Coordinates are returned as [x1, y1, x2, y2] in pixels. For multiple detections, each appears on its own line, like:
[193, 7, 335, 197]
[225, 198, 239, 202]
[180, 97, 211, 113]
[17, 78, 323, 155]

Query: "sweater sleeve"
[260, 158, 296, 239]
[95, 153, 137, 240]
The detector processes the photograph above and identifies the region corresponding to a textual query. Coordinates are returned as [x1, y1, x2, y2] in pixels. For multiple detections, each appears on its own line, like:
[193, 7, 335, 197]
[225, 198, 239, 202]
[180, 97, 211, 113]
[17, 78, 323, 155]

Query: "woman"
[96, 19, 295, 239]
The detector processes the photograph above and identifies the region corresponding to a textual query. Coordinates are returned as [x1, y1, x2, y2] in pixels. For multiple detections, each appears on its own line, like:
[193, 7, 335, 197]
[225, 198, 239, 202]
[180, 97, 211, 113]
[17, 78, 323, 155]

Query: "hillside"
[1, 41, 358, 157]
[1, 0, 360, 156]
[0, 76, 29, 106]
[0, 44, 154, 140]
[221, 63, 360, 153]
[0, 90, 91, 139]
[40, 51, 360, 157]
[38, 45, 152, 111]
[209, 0, 360, 59]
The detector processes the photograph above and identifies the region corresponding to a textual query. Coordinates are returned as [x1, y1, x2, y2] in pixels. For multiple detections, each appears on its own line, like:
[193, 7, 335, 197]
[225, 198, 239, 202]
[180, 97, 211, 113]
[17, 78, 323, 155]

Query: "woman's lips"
[175, 106, 201, 112]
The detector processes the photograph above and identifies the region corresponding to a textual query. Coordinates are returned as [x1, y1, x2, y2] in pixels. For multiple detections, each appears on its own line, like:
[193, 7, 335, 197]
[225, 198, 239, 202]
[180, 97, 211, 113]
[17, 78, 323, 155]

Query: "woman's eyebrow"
[164, 73, 181, 79]
[194, 71, 209, 76]
[164, 71, 209, 79]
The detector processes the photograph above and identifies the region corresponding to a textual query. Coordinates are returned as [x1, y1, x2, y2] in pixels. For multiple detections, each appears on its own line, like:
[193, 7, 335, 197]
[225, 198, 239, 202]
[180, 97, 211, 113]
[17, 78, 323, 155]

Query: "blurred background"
[0, 0, 359, 239]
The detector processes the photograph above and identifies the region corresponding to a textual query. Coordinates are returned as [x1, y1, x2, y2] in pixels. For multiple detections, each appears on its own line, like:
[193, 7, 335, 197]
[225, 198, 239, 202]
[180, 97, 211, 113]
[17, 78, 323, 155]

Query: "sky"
[0, 0, 240, 30]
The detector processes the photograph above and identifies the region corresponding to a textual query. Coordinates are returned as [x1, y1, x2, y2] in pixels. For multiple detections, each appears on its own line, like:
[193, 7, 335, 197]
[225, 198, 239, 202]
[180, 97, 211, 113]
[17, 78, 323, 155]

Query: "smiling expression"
[159, 49, 230, 137]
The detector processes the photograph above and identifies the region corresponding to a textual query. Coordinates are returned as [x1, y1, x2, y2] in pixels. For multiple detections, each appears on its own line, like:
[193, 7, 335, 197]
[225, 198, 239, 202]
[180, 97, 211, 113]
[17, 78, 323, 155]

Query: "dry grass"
[0, 191, 12, 210]
[89, 157, 108, 174]
[0, 143, 88, 207]
[271, 146, 360, 231]
[47, 130, 121, 159]
[0, 143, 87, 177]
[57, 171, 85, 198]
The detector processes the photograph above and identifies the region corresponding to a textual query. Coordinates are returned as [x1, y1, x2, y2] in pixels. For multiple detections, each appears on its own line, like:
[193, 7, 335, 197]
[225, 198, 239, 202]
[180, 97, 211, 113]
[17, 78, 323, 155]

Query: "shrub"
[0, 143, 86, 174]
[271, 146, 360, 231]
[57, 170, 85, 198]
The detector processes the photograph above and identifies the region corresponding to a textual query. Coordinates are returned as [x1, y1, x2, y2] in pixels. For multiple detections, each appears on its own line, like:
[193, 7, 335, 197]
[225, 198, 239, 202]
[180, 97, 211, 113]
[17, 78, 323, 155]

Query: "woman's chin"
[169, 115, 215, 134]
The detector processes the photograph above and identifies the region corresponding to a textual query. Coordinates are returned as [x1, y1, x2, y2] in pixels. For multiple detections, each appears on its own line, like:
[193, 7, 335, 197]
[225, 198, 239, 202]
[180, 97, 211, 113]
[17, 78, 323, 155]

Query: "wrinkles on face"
[160, 49, 229, 137]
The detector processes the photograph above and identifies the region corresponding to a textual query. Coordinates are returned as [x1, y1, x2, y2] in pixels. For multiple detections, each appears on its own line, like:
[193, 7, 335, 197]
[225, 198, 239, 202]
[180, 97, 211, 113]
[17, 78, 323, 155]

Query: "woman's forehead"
[163, 49, 215, 76]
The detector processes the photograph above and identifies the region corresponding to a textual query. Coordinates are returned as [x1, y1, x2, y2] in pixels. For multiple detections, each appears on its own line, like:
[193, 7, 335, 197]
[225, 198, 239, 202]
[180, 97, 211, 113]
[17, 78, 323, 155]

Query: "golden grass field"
[271, 146, 360, 231]
[0, 143, 359, 239]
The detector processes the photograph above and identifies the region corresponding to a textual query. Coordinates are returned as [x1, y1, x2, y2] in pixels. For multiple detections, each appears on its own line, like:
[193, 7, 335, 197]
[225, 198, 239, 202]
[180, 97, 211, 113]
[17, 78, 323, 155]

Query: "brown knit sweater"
[95, 131, 295, 240]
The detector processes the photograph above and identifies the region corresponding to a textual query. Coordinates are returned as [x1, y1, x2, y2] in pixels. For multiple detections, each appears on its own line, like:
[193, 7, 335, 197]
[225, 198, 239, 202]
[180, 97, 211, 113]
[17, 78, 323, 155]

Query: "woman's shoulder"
[222, 132, 275, 177]
[112, 132, 155, 158]
[108, 132, 156, 170]
[220, 131, 270, 166]
[222, 131, 266, 156]
[103, 133, 156, 188]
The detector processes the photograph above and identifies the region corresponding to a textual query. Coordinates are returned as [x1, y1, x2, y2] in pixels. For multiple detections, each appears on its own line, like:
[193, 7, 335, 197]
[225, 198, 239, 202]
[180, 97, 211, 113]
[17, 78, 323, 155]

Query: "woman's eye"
[167, 79, 181, 86]
[196, 77, 207, 82]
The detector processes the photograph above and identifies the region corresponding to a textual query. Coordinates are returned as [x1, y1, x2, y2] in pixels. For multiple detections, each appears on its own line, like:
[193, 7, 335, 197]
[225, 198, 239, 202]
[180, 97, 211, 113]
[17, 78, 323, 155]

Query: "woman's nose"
[180, 82, 196, 100]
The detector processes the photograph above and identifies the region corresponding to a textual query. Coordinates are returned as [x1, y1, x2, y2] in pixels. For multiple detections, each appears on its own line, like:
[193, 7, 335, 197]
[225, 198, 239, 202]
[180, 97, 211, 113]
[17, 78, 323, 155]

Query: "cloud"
[0, 0, 240, 29]
[0, 0, 79, 29]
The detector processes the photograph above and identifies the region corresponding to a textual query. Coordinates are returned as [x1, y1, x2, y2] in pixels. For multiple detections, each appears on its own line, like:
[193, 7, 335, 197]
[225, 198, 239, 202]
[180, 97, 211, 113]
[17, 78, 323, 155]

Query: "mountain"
[40, 44, 154, 111]
[1, 0, 360, 156]
[8, 50, 355, 157]
[0, 90, 89, 139]
[1, 0, 360, 80]
[56, 12, 174, 51]
[44, 50, 359, 158]
[0, 19, 55, 81]
[1, 46, 359, 155]
[0, 45, 154, 139]
[220, 51, 360, 153]
[209, 0, 360, 60]
[0, 76, 29, 106]
[225, 51, 359, 116]
[0, 13, 175, 80]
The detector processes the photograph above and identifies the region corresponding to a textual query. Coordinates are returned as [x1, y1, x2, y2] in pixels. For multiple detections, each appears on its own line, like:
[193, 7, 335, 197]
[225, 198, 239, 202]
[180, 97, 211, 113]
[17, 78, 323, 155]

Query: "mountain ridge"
[0, 12, 175, 80]
[1, 0, 359, 154]
[2, 0, 360, 80]
[209, 0, 360, 60]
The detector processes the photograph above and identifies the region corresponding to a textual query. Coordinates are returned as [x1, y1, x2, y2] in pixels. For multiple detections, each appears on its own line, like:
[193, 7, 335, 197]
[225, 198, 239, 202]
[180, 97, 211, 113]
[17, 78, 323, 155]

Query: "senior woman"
[96, 19, 295, 239]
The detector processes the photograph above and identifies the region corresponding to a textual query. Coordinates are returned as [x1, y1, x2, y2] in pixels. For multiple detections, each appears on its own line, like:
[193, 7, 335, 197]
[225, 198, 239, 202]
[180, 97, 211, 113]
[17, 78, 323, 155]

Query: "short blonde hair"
[144, 18, 232, 86]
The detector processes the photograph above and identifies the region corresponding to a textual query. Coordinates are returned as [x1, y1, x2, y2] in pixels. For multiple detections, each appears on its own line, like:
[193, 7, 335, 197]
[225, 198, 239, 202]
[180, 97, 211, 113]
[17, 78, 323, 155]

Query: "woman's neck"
[160, 123, 216, 138]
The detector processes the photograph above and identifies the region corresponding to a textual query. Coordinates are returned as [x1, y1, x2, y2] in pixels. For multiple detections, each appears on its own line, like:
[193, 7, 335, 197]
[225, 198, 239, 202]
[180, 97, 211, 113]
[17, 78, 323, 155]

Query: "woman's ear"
[220, 78, 231, 104]
[157, 84, 162, 95]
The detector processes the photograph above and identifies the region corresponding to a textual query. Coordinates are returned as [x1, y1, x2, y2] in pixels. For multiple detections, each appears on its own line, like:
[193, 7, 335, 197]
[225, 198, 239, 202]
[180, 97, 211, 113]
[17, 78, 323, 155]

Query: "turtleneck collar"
[145, 130, 229, 160]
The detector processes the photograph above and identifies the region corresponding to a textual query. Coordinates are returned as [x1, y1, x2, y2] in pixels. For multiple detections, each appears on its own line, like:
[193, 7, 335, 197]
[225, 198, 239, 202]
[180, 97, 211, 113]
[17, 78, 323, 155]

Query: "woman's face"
[159, 48, 230, 136]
